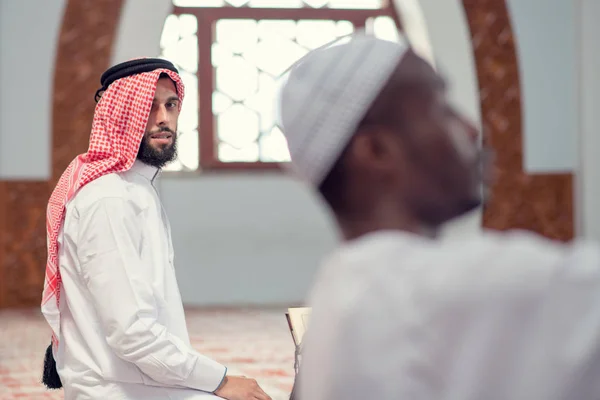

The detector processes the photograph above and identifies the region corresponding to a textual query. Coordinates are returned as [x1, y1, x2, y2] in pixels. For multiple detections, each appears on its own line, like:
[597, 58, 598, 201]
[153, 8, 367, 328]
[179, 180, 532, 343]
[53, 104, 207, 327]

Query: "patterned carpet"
[0, 308, 296, 399]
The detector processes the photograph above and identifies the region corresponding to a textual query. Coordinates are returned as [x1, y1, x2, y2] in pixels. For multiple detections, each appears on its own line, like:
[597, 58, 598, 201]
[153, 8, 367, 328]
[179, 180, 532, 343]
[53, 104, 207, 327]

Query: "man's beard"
[137, 128, 177, 168]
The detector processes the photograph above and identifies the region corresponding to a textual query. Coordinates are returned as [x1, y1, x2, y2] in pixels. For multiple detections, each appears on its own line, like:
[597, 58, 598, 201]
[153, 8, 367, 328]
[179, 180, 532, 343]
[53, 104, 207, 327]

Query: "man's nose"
[460, 116, 479, 144]
[156, 105, 169, 126]
[468, 124, 480, 144]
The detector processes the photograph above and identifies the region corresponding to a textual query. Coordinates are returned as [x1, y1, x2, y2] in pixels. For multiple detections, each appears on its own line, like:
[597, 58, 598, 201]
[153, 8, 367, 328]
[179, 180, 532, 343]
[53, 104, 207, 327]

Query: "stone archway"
[462, 0, 573, 240]
[0, 0, 124, 308]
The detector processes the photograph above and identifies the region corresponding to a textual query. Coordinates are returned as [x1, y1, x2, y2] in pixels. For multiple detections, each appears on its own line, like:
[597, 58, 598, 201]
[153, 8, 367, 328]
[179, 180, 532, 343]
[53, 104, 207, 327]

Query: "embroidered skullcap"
[278, 32, 410, 186]
[94, 58, 179, 102]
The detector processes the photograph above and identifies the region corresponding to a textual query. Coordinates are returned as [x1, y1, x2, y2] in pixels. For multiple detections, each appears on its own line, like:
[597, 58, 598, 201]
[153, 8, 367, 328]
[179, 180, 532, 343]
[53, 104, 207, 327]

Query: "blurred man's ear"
[350, 128, 406, 173]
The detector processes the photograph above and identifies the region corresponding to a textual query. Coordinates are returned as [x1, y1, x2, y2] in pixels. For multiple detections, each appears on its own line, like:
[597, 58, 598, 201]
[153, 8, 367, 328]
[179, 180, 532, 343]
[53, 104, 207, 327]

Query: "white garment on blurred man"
[302, 230, 600, 400]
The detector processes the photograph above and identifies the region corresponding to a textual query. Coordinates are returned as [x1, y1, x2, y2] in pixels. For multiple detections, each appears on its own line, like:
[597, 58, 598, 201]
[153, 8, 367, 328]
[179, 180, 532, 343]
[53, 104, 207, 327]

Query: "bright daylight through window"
[160, 0, 401, 171]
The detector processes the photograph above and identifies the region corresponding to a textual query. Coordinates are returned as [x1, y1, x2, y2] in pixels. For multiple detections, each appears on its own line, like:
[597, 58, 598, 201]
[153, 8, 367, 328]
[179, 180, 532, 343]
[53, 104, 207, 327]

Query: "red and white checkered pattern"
[41, 67, 185, 348]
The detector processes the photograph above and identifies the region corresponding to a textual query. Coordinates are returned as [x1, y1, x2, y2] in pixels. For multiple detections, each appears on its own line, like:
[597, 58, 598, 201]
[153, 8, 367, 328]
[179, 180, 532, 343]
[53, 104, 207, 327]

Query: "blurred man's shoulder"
[432, 229, 600, 300]
[349, 229, 600, 302]
[476, 229, 599, 260]
[312, 229, 600, 309]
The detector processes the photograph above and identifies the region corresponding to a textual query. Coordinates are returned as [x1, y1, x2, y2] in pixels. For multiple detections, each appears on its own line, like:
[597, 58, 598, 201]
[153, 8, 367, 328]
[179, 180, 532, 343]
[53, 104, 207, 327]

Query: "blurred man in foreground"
[279, 33, 600, 400]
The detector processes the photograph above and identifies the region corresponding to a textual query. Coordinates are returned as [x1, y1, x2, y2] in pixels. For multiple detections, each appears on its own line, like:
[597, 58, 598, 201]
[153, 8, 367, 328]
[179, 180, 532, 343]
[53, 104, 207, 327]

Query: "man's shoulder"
[471, 229, 599, 264]
[428, 230, 600, 303]
[68, 173, 141, 212]
[308, 232, 433, 313]
[323, 229, 600, 308]
[325, 230, 600, 327]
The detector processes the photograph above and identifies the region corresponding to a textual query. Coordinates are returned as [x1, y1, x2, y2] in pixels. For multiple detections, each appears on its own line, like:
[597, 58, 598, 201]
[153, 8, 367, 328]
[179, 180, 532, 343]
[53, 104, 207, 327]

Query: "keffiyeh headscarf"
[41, 58, 184, 388]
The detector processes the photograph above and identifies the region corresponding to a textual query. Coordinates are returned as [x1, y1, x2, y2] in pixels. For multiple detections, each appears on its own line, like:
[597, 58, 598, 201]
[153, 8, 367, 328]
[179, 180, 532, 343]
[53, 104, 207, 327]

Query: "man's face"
[401, 81, 487, 223]
[137, 77, 180, 168]
[351, 51, 492, 227]
[390, 51, 495, 226]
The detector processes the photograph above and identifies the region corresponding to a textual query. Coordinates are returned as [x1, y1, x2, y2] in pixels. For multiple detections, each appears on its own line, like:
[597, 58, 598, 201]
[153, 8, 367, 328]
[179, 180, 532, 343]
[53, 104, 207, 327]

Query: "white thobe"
[298, 230, 600, 400]
[55, 160, 226, 400]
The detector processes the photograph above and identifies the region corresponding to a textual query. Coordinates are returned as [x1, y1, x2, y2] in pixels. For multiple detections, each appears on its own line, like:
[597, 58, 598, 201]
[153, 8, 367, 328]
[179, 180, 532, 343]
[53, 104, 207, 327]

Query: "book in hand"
[285, 307, 312, 347]
[285, 307, 312, 375]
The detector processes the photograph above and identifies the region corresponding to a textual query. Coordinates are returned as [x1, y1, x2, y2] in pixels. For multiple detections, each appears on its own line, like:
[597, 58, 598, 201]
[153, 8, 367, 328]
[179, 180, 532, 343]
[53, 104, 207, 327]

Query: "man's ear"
[350, 128, 404, 172]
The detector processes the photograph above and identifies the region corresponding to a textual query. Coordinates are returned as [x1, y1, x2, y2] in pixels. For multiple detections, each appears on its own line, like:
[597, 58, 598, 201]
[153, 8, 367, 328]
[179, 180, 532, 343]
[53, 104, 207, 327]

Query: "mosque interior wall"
[0, 0, 589, 309]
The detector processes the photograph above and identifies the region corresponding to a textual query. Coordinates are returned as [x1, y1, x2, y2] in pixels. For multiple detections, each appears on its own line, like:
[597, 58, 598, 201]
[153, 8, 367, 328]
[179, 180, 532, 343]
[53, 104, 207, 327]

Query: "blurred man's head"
[279, 34, 491, 239]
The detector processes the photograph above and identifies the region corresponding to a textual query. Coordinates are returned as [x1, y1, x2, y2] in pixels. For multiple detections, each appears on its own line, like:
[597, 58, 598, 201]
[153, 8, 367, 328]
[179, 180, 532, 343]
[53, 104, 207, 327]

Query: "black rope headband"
[94, 58, 179, 102]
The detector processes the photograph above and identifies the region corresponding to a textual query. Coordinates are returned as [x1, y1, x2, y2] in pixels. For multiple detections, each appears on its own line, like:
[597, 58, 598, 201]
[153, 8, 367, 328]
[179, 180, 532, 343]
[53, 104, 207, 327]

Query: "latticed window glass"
[159, 0, 402, 171]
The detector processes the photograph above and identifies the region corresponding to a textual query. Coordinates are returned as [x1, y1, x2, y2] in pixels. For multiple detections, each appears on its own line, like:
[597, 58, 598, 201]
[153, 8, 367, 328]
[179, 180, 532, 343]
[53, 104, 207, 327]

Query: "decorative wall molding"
[0, 0, 125, 308]
[463, 0, 573, 241]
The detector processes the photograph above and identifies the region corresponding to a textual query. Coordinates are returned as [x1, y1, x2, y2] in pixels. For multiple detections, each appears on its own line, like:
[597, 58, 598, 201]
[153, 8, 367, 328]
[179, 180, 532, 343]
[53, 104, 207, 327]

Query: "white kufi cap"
[278, 33, 410, 186]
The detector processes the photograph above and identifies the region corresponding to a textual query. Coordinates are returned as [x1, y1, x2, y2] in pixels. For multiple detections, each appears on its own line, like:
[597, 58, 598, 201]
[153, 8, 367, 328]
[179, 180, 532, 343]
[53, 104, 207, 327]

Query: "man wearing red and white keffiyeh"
[41, 58, 271, 400]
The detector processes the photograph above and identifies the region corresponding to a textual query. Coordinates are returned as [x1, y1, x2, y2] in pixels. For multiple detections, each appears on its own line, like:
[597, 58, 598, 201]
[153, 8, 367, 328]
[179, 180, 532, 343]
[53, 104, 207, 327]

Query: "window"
[159, 0, 402, 171]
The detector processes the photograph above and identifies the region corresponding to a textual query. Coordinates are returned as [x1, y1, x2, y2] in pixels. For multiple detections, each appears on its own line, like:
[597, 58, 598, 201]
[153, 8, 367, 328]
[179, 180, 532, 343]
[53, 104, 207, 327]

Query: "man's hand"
[214, 375, 272, 400]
